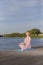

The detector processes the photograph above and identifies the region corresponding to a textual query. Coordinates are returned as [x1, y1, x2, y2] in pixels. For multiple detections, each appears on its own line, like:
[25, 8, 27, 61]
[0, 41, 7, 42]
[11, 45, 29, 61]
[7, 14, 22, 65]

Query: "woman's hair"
[26, 31, 30, 36]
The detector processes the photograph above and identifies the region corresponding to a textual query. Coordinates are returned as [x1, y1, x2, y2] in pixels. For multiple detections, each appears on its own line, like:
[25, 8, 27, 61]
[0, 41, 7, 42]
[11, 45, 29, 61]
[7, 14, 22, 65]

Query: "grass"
[31, 36, 43, 38]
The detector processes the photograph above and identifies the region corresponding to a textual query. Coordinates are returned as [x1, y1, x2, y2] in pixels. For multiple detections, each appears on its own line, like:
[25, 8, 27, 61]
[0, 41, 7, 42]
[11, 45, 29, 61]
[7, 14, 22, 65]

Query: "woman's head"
[25, 31, 30, 36]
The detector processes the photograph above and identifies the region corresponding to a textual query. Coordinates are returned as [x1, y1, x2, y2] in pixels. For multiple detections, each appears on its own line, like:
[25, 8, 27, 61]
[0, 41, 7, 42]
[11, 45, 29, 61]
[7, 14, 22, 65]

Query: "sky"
[0, 0, 43, 34]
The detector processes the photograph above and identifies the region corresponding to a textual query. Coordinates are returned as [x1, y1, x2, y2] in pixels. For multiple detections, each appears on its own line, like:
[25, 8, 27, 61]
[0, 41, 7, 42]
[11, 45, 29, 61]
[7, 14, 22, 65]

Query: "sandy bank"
[0, 48, 43, 65]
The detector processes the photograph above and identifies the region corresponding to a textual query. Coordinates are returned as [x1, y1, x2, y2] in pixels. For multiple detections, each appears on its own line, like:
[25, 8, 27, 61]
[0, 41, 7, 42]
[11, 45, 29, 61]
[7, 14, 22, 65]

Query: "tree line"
[3, 28, 41, 37]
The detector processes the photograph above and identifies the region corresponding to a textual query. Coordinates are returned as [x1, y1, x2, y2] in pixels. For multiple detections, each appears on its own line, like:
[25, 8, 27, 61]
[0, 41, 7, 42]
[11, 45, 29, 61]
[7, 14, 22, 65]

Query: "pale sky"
[0, 0, 43, 34]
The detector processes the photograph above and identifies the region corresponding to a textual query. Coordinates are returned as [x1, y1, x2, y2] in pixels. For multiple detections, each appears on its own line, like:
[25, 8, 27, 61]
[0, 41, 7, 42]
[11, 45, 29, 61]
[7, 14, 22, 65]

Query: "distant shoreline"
[0, 36, 43, 38]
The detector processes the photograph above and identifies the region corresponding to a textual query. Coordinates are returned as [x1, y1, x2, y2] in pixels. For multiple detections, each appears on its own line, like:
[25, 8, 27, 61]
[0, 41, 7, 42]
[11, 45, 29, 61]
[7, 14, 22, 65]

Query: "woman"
[19, 31, 31, 51]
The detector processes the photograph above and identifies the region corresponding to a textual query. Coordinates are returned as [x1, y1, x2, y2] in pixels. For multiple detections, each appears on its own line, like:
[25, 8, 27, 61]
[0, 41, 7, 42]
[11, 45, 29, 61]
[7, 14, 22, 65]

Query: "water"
[0, 37, 43, 50]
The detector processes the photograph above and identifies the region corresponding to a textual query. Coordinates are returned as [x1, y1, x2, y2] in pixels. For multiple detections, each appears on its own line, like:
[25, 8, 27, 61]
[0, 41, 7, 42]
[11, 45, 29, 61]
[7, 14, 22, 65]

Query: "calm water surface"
[0, 37, 43, 50]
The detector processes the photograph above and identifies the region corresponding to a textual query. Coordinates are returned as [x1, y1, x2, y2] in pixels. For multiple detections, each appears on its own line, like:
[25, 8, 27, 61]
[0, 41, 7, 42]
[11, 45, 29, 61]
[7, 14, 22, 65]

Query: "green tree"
[28, 29, 41, 36]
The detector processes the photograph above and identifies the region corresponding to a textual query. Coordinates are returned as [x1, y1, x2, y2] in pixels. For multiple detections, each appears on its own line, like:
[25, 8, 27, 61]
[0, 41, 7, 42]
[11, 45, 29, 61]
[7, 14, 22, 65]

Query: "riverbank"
[1, 35, 43, 38]
[31, 36, 43, 38]
[0, 48, 43, 65]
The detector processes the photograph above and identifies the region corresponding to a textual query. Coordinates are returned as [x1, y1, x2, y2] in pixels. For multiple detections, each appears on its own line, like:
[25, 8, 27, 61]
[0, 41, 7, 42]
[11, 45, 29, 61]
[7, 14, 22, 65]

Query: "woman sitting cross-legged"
[19, 31, 31, 51]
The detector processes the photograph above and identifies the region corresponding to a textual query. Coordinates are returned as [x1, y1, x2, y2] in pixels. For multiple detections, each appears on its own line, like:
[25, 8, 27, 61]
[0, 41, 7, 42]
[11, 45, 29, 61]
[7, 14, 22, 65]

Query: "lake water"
[0, 37, 43, 50]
